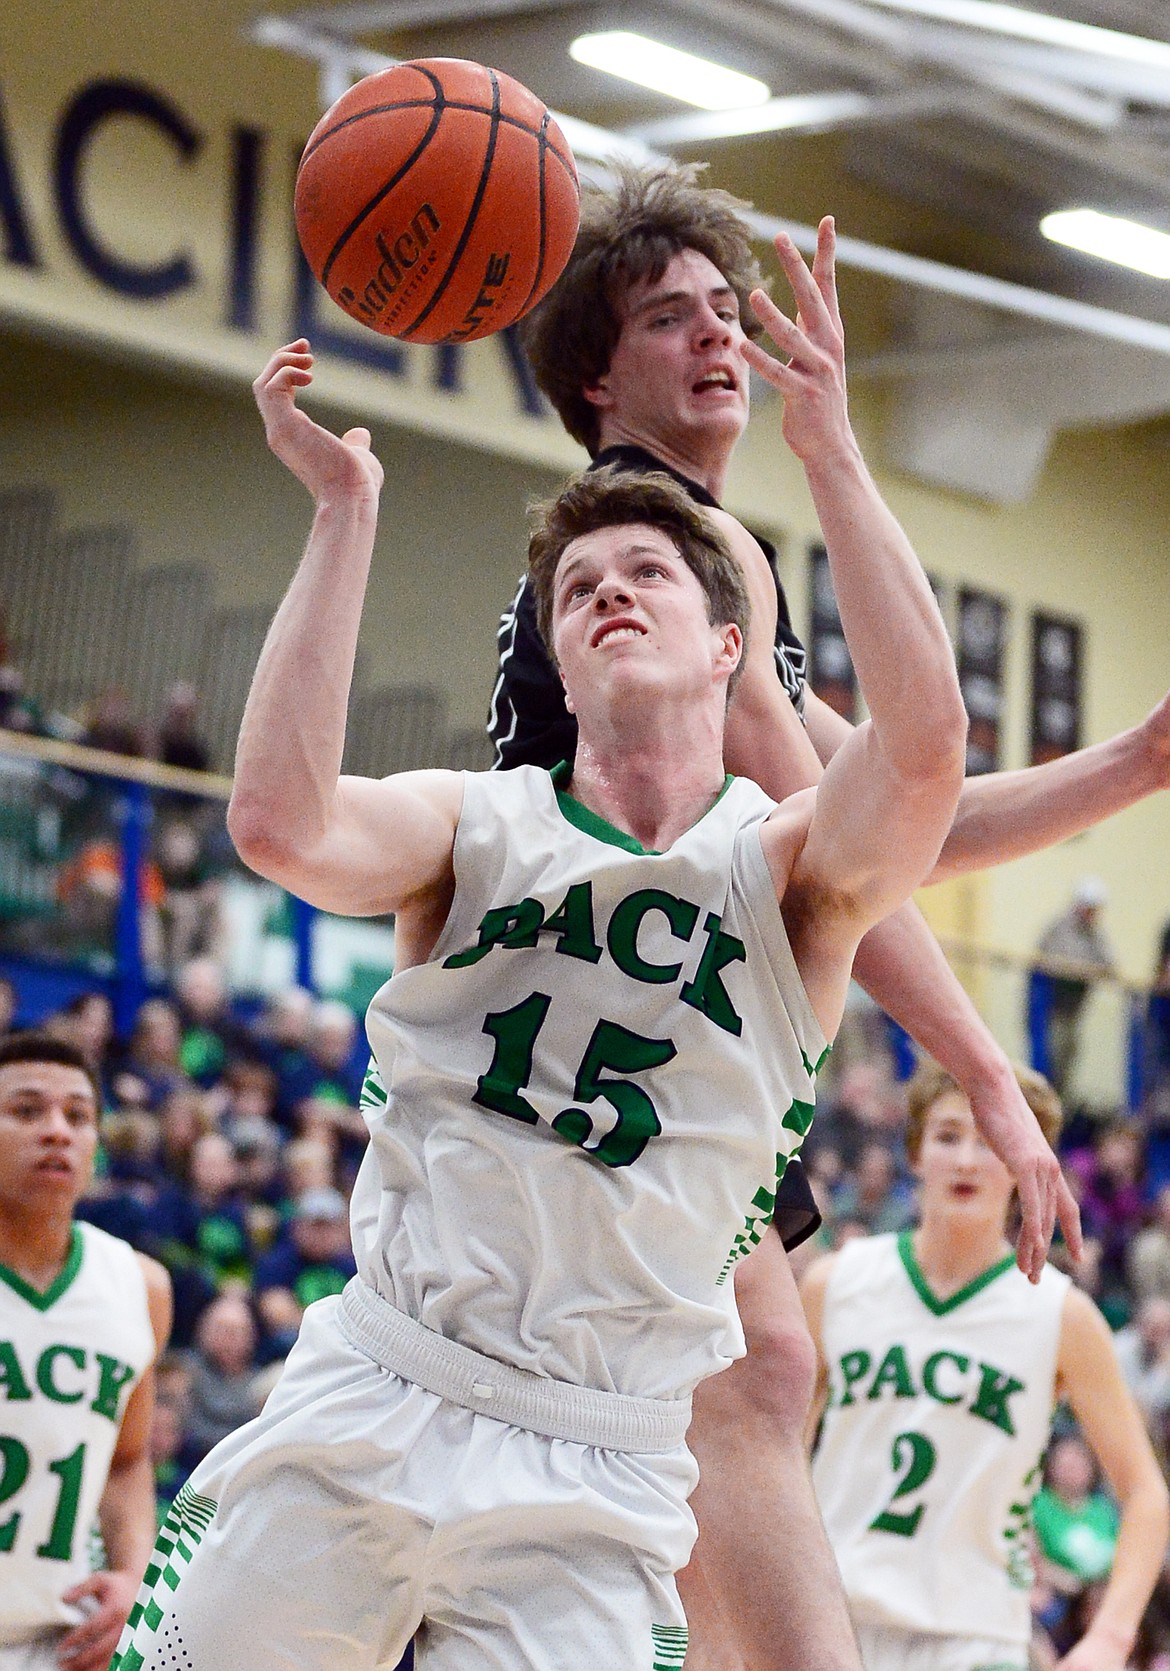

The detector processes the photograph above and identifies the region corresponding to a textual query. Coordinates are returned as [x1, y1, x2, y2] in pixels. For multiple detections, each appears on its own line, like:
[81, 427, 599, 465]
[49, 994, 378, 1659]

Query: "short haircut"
[905, 1059, 1062, 1163]
[0, 1030, 103, 1111]
[527, 465, 751, 695]
[522, 161, 766, 456]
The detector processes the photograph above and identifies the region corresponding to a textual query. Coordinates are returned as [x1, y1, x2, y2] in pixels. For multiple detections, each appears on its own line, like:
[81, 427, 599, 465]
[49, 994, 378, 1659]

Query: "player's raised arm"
[747, 222, 967, 1027]
[227, 342, 462, 917]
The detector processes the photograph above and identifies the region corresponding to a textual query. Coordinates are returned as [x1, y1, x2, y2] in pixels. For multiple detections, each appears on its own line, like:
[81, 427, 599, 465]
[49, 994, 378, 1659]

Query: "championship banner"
[956, 587, 1007, 775]
[1030, 612, 1083, 765]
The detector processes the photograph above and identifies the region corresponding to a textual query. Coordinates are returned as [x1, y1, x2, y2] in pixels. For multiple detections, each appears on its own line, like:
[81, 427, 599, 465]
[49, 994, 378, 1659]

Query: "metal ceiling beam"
[250, 9, 1170, 357]
[624, 86, 959, 144]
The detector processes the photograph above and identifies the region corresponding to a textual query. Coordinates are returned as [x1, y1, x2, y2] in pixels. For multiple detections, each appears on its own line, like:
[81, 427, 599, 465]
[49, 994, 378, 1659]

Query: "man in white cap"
[1034, 878, 1116, 1096]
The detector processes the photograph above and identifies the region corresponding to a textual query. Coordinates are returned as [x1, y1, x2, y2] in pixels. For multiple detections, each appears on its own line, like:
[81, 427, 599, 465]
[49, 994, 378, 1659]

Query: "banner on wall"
[1030, 612, 1083, 765]
[956, 586, 1007, 775]
[807, 543, 857, 721]
[0, 66, 583, 472]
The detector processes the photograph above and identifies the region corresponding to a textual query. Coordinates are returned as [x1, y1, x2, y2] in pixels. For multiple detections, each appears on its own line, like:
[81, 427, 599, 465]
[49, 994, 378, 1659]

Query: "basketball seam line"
[517, 110, 551, 320]
[317, 65, 447, 291]
[399, 67, 502, 342]
[302, 98, 576, 180]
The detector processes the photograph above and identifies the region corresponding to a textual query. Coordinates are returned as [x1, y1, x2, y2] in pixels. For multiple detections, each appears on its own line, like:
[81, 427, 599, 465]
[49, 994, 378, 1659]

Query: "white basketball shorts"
[855, 1620, 1029, 1671]
[112, 1287, 698, 1671]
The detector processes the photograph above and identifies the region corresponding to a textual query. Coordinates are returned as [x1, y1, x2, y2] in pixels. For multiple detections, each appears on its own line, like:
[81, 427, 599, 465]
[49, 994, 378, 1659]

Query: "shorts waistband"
[338, 1279, 692, 1453]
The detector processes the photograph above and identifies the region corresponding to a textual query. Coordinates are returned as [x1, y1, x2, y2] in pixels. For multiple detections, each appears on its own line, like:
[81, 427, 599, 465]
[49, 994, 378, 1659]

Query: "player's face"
[584, 249, 750, 465]
[0, 1061, 99, 1213]
[914, 1089, 1015, 1226]
[551, 524, 740, 717]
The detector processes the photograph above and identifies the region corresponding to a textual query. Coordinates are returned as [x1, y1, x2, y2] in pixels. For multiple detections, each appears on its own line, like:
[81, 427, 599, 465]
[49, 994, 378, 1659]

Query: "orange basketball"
[294, 59, 579, 345]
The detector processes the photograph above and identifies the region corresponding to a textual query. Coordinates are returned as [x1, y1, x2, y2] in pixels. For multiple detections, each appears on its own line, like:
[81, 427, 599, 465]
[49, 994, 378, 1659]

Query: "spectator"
[145, 1131, 253, 1345]
[1131, 1186, 1170, 1308]
[277, 1136, 336, 1207]
[155, 681, 212, 774]
[291, 1001, 367, 1180]
[1072, 1120, 1146, 1305]
[804, 1058, 904, 1173]
[1033, 877, 1116, 1098]
[1033, 1433, 1120, 1595]
[248, 987, 316, 1127]
[1114, 1297, 1170, 1441]
[150, 1392, 201, 1526]
[154, 817, 228, 974]
[827, 1138, 916, 1236]
[174, 956, 249, 1086]
[49, 990, 116, 1100]
[83, 685, 146, 757]
[253, 1186, 355, 1354]
[118, 997, 189, 1111]
[180, 1292, 266, 1460]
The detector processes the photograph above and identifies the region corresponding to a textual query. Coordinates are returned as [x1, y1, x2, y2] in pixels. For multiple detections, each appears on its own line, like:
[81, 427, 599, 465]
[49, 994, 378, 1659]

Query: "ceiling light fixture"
[569, 31, 771, 111]
[1041, 209, 1170, 280]
[864, 0, 1170, 70]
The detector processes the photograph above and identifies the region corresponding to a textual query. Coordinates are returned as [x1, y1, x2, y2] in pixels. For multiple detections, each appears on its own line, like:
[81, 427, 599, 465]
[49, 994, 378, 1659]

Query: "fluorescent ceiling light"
[1041, 209, 1170, 280]
[569, 31, 770, 111]
[864, 0, 1170, 71]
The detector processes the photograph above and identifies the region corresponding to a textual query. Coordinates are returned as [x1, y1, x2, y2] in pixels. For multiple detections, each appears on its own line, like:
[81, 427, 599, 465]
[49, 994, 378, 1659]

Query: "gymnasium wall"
[1, 0, 1168, 1084]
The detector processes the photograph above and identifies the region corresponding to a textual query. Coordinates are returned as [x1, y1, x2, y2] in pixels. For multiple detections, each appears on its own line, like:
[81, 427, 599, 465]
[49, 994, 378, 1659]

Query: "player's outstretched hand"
[968, 1074, 1082, 1281]
[1055, 1625, 1132, 1671]
[253, 340, 385, 504]
[58, 1569, 137, 1671]
[741, 218, 853, 465]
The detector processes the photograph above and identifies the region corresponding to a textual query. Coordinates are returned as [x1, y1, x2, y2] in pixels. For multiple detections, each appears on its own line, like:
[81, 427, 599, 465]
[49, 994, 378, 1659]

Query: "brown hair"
[522, 161, 766, 455]
[0, 1030, 103, 1112]
[527, 465, 751, 693]
[905, 1059, 1062, 1163]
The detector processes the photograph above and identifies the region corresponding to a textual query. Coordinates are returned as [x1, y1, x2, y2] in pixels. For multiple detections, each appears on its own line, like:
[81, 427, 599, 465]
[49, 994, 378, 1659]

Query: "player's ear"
[560, 666, 576, 716]
[582, 376, 612, 411]
[715, 622, 742, 679]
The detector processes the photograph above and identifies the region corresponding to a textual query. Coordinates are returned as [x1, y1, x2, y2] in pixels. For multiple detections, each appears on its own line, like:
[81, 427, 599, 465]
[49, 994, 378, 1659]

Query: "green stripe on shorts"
[651, 1621, 688, 1669]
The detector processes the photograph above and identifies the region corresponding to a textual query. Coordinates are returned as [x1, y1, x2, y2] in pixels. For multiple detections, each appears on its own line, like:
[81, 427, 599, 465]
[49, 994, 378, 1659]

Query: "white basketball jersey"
[0, 1222, 155, 1644]
[353, 764, 827, 1401]
[814, 1231, 1070, 1648]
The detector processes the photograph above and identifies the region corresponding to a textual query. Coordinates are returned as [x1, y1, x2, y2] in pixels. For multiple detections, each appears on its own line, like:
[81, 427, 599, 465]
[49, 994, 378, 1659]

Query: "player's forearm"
[229, 494, 378, 868]
[802, 444, 966, 784]
[851, 900, 1011, 1091]
[98, 1453, 158, 1584]
[935, 723, 1163, 879]
[1084, 1472, 1170, 1663]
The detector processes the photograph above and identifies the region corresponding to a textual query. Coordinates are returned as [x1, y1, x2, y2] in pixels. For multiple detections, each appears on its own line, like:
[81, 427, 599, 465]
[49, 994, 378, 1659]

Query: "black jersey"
[485, 443, 819, 1252]
[488, 444, 808, 772]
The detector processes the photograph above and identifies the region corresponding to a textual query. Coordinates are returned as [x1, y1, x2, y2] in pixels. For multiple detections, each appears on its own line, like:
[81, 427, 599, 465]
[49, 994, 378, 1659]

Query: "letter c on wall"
[54, 79, 200, 298]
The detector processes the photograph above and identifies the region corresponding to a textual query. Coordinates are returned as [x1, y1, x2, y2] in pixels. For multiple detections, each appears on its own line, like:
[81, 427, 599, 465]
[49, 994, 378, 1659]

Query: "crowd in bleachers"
[6, 937, 1170, 1660]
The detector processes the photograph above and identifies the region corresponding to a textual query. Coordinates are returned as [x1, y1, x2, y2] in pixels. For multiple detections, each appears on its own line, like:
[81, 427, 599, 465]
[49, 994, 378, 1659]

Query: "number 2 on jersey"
[869, 1429, 937, 1536]
[474, 992, 676, 1167]
[0, 1436, 86, 1558]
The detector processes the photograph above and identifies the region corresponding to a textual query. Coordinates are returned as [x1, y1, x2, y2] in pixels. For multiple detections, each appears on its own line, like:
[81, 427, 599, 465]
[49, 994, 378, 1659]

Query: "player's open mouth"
[592, 620, 647, 648]
[693, 368, 737, 395]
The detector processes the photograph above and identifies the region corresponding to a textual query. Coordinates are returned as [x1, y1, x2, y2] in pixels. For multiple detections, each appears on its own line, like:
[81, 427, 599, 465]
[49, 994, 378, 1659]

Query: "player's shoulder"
[134, 1253, 173, 1354]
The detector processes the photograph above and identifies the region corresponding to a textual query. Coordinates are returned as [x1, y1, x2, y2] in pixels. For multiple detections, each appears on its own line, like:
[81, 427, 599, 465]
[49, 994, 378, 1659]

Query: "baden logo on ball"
[295, 58, 580, 345]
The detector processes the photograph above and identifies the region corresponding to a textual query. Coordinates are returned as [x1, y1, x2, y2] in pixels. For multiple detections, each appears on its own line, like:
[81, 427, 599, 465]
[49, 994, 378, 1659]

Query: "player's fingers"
[811, 216, 844, 333]
[740, 335, 792, 392]
[1015, 1171, 1043, 1282]
[747, 290, 825, 376]
[772, 231, 834, 340]
[252, 344, 313, 398]
[341, 427, 372, 448]
[1056, 1173, 1084, 1262]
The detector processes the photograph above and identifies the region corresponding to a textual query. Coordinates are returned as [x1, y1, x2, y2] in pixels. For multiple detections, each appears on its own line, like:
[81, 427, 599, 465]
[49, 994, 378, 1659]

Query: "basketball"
[294, 58, 579, 345]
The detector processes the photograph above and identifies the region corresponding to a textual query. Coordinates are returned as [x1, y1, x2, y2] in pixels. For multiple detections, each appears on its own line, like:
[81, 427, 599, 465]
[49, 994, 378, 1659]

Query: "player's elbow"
[227, 791, 303, 880]
[893, 679, 968, 794]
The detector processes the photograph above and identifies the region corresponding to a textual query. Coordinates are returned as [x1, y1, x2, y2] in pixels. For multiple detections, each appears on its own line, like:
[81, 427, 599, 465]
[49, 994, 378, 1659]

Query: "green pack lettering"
[867, 1344, 917, 1401]
[37, 1344, 86, 1404]
[922, 1349, 969, 1405]
[679, 912, 746, 1036]
[443, 898, 545, 968]
[970, 1363, 1025, 1436]
[607, 889, 699, 985]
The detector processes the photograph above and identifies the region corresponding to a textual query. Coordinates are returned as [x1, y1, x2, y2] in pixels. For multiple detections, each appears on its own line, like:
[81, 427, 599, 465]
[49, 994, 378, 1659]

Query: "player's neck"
[569, 724, 729, 853]
[0, 1204, 76, 1294]
[911, 1215, 1013, 1298]
[596, 417, 732, 502]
